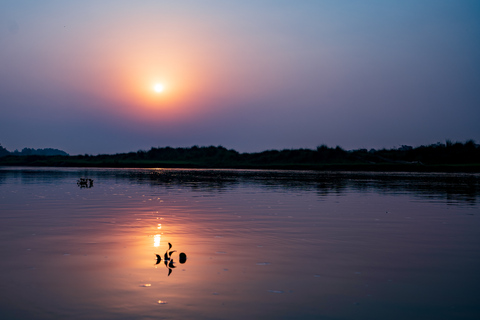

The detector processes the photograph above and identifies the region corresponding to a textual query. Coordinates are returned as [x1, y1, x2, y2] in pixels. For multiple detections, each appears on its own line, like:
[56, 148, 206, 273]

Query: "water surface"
[1, 167, 479, 319]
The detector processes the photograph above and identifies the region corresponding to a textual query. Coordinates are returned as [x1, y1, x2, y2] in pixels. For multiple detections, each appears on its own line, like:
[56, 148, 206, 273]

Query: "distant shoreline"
[1, 159, 479, 173]
[1, 142, 479, 173]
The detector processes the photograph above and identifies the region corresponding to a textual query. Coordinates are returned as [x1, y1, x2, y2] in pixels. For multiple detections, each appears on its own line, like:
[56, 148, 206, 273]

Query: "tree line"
[1, 140, 479, 170]
[114, 140, 480, 166]
[0, 145, 68, 157]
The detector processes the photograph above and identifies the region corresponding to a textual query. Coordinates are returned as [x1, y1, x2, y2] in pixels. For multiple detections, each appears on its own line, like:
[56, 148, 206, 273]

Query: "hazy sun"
[154, 83, 164, 93]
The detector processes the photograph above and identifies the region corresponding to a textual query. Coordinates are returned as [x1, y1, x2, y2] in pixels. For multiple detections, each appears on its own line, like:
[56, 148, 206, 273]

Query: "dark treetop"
[1, 140, 479, 172]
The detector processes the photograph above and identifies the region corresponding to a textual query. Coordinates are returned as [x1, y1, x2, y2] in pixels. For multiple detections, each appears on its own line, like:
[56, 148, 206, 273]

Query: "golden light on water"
[153, 234, 161, 248]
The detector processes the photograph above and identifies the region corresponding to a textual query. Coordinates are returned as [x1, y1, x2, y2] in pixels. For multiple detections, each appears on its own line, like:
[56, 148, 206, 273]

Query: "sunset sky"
[1, 0, 479, 155]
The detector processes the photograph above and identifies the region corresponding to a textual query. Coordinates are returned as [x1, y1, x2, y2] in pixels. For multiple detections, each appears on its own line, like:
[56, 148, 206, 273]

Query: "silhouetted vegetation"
[0, 145, 68, 157]
[0, 145, 9, 157]
[1, 141, 479, 172]
[77, 178, 94, 188]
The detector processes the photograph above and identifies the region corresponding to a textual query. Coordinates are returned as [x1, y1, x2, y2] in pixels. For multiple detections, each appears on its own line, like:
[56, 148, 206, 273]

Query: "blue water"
[1, 167, 479, 319]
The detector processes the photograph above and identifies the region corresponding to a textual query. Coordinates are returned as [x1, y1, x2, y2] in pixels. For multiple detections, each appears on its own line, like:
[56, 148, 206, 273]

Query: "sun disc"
[154, 83, 164, 93]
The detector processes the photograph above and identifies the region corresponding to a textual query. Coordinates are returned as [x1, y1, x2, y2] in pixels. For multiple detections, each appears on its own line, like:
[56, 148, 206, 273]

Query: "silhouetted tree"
[0, 144, 10, 157]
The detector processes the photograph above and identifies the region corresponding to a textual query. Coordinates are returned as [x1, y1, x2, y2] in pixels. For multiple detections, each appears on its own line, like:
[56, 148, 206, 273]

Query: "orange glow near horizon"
[105, 65, 197, 123]
[68, 18, 236, 125]
[116, 52, 210, 121]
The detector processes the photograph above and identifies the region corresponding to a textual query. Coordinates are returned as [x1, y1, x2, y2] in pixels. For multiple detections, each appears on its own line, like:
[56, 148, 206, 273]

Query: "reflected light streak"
[153, 234, 161, 248]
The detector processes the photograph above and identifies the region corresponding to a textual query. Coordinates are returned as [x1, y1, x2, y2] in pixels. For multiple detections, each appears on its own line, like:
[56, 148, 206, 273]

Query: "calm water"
[1, 167, 480, 320]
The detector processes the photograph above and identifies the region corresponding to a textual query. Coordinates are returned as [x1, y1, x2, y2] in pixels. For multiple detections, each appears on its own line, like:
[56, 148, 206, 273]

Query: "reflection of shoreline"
[1, 168, 479, 205]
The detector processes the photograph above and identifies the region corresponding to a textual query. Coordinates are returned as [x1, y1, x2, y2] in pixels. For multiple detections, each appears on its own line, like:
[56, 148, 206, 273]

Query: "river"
[1, 167, 479, 319]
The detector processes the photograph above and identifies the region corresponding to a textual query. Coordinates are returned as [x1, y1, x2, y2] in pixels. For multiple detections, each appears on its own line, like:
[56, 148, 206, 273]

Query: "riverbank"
[1, 142, 479, 172]
[1, 155, 479, 172]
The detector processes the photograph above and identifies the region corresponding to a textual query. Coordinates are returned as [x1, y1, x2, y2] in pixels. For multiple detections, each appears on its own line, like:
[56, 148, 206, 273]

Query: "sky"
[1, 0, 479, 155]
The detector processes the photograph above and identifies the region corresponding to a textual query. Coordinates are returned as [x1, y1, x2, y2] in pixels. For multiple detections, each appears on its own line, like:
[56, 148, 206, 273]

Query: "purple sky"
[1, 0, 479, 155]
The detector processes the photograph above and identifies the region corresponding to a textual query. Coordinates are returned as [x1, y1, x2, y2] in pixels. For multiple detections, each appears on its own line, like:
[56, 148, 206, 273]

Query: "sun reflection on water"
[153, 234, 161, 248]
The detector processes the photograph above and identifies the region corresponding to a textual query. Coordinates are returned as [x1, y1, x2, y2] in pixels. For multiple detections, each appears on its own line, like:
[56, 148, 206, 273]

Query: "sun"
[154, 83, 165, 93]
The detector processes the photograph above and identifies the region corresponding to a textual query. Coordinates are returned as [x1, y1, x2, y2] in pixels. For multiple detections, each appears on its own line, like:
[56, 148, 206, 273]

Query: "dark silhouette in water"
[155, 242, 187, 276]
[77, 178, 94, 188]
[179, 252, 187, 264]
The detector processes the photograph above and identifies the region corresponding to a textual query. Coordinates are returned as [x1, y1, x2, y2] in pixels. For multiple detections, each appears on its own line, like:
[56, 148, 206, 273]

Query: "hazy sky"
[1, 0, 479, 155]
